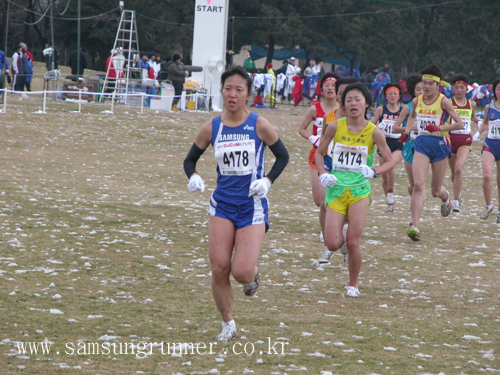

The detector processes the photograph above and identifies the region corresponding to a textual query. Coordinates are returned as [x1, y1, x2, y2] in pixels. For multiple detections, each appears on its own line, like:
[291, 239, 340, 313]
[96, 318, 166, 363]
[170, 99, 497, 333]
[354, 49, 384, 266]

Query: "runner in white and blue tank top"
[183, 66, 289, 341]
[209, 112, 269, 229]
[475, 78, 500, 223]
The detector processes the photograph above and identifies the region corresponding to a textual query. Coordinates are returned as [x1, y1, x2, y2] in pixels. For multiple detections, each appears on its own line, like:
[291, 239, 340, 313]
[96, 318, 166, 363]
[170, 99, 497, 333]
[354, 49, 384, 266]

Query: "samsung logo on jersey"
[218, 134, 250, 141]
[243, 125, 254, 131]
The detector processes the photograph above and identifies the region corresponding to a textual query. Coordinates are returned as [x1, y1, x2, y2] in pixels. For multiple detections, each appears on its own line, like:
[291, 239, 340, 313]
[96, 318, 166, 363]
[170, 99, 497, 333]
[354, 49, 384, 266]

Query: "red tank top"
[312, 102, 326, 136]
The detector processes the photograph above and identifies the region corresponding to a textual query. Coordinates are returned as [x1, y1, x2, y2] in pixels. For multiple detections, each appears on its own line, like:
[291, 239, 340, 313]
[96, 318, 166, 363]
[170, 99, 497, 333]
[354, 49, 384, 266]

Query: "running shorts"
[209, 194, 269, 232]
[413, 135, 451, 163]
[308, 147, 318, 170]
[402, 139, 415, 164]
[449, 133, 472, 156]
[482, 138, 500, 161]
[325, 182, 371, 216]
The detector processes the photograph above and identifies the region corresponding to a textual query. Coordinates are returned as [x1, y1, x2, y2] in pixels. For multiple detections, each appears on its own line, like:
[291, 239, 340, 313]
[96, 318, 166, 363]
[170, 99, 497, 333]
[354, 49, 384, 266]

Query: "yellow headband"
[422, 74, 450, 87]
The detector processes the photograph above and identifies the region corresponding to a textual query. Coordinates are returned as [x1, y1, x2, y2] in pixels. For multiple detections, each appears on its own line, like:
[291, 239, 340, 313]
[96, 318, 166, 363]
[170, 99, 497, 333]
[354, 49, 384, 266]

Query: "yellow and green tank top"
[330, 117, 376, 186]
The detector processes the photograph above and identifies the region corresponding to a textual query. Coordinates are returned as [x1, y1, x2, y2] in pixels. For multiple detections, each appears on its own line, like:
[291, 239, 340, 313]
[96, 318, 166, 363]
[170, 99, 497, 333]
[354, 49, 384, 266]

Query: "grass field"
[0, 75, 499, 374]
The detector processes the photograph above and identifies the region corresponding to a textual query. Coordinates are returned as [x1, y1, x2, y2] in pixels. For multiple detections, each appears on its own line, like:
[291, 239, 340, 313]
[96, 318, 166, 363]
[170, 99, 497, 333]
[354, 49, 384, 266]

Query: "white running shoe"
[386, 192, 395, 205]
[319, 231, 324, 243]
[215, 320, 236, 341]
[340, 242, 348, 265]
[385, 204, 394, 213]
[452, 200, 460, 213]
[243, 272, 259, 296]
[441, 192, 452, 217]
[318, 246, 333, 264]
[458, 194, 463, 207]
[480, 205, 493, 220]
[345, 286, 360, 298]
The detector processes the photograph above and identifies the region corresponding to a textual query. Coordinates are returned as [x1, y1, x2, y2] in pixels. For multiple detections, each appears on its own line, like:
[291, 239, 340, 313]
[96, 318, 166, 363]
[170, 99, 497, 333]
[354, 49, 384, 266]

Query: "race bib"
[378, 120, 399, 139]
[488, 119, 500, 139]
[451, 117, 471, 134]
[214, 140, 256, 175]
[331, 143, 368, 172]
[417, 114, 442, 136]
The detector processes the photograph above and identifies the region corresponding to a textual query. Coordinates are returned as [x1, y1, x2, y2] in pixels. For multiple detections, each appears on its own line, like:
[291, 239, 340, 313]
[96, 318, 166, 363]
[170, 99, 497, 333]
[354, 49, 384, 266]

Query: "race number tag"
[331, 143, 368, 172]
[417, 114, 441, 136]
[488, 120, 500, 139]
[378, 120, 399, 139]
[451, 117, 471, 134]
[214, 140, 256, 175]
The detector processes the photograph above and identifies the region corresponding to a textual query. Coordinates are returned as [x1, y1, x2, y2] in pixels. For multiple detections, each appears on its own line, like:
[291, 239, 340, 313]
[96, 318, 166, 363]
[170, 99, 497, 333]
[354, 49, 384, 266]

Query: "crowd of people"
[184, 62, 500, 341]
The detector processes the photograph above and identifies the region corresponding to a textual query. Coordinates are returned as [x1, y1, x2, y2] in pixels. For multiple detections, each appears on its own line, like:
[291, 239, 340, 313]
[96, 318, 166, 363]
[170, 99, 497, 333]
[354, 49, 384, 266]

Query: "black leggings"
[172, 81, 183, 105]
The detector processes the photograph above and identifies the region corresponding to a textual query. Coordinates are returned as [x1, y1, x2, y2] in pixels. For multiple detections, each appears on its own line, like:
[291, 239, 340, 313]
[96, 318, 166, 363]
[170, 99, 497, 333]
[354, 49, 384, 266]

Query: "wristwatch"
[373, 169, 380, 178]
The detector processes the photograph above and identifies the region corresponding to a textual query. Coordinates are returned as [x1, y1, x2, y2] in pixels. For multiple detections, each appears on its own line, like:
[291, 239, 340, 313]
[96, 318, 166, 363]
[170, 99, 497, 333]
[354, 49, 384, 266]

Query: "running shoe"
[452, 200, 460, 213]
[480, 205, 493, 220]
[345, 286, 360, 298]
[215, 320, 236, 341]
[386, 192, 395, 205]
[386, 204, 394, 213]
[458, 193, 463, 207]
[340, 242, 349, 265]
[407, 223, 420, 242]
[243, 272, 259, 296]
[319, 231, 324, 243]
[318, 246, 333, 264]
[441, 192, 452, 217]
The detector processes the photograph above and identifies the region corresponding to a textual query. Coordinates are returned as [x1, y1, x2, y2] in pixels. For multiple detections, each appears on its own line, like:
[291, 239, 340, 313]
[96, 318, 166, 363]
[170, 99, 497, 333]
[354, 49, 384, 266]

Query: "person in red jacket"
[105, 49, 121, 93]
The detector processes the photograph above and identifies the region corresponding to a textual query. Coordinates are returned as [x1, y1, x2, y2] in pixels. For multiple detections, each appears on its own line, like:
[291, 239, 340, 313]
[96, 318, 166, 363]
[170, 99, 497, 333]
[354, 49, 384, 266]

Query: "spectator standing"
[242, 52, 255, 70]
[67, 46, 88, 77]
[286, 57, 301, 102]
[20, 43, 33, 91]
[167, 53, 186, 112]
[12, 45, 29, 92]
[317, 60, 326, 79]
[20, 43, 33, 62]
[43, 43, 59, 70]
[304, 59, 316, 77]
[375, 67, 392, 106]
[105, 49, 120, 93]
[0, 48, 9, 91]
[365, 65, 379, 83]
[384, 61, 395, 83]
[153, 54, 161, 79]
[158, 56, 170, 82]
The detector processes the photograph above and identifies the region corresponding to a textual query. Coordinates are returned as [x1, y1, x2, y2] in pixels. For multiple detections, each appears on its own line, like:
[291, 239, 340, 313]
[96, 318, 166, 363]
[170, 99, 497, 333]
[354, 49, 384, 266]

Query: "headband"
[324, 77, 337, 83]
[453, 80, 468, 87]
[422, 74, 451, 87]
[386, 87, 400, 94]
[422, 74, 440, 83]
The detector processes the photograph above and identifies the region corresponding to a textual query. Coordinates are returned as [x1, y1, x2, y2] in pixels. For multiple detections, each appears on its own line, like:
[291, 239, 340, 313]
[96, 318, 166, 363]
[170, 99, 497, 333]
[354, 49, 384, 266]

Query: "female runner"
[371, 83, 404, 212]
[392, 75, 424, 201]
[404, 64, 463, 241]
[183, 66, 289, 340]
[314, 82, 396, 297]
[474, 78, 500, 223]
[447, 73, 478, 212]
[298, 73, 339, 243]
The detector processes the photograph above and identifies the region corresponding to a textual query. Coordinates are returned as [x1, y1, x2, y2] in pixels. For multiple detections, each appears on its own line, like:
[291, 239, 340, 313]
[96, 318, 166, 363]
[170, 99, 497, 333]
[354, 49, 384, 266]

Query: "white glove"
[5, 69, 8, 74]
[319, 173, 337, 187]
[187, 174, 205, 193]
[308, 135, 321, 147]
[360, 165, 375, 179]
[249, 178, 271, 198]
[472, 131, 481, 142]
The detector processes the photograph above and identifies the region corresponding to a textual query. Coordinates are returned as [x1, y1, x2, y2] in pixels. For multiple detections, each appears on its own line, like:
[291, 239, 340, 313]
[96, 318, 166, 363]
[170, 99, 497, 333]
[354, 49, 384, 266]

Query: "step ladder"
[101, 9, 141, 105]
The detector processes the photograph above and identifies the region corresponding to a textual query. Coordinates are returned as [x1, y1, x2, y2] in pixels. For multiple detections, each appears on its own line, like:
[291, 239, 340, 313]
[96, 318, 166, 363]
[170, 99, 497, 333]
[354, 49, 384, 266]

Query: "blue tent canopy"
[247, 42, 361, 69]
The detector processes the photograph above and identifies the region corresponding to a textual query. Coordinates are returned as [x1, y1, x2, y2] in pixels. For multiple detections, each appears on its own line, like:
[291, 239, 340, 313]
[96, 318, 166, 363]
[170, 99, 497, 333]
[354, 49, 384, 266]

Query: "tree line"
[0, 0, 498, 82]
